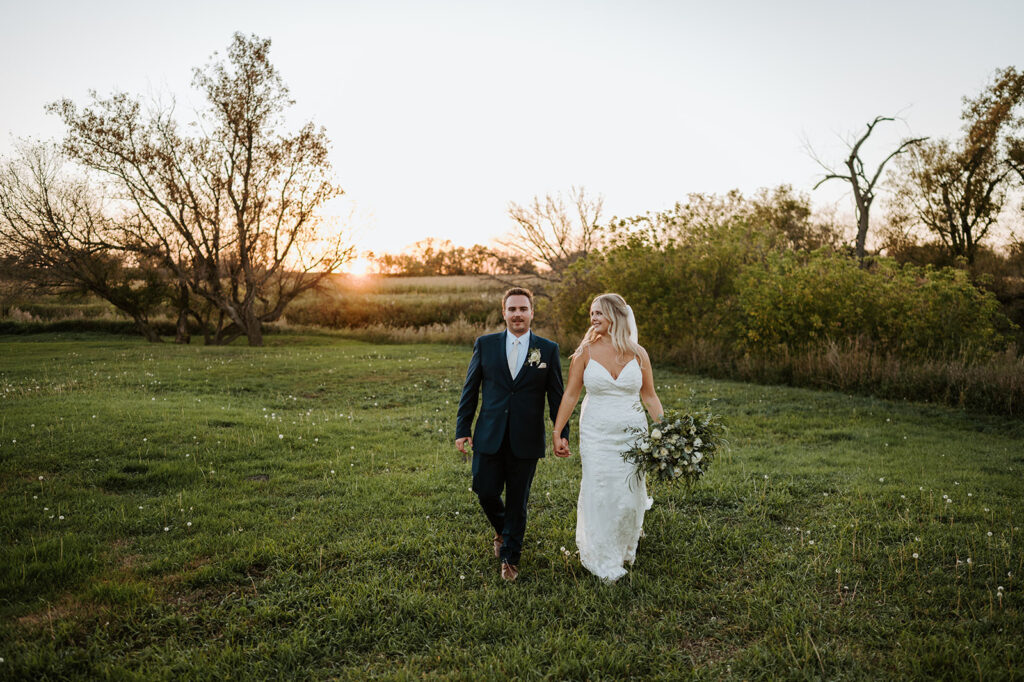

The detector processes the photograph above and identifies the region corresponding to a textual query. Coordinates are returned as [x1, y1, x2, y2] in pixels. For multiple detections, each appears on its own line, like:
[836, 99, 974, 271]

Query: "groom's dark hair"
[502, 287, 534, 310]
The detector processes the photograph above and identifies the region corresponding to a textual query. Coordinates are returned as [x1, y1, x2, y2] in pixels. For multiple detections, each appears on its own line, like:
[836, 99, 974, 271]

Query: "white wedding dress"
[576, 357, 653, 582]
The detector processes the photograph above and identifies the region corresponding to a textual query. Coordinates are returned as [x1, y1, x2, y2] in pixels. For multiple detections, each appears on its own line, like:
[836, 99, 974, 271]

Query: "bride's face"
[589, 303, 612, 336]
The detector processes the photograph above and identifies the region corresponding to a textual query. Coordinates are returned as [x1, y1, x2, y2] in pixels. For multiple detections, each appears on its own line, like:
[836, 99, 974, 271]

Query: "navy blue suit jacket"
[456, 330, 569, 458]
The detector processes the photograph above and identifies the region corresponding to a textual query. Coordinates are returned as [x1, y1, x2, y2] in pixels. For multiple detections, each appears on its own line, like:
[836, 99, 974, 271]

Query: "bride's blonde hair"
[571, 293, 643, 362]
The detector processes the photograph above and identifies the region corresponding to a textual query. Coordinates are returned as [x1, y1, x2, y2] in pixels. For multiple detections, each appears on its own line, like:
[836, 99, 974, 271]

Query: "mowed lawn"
[1, 334, 1022, 680]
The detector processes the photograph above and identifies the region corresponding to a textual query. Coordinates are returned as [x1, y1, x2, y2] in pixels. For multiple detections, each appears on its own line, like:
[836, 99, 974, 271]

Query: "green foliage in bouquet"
[622, 409, 726, 485]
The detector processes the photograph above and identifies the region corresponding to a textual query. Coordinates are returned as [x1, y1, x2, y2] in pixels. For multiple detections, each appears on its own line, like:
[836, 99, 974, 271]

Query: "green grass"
[1, 333, 1022, 680]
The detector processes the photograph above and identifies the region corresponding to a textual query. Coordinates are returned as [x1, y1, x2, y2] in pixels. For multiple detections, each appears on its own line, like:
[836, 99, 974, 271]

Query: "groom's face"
[503, 295, 533, 335]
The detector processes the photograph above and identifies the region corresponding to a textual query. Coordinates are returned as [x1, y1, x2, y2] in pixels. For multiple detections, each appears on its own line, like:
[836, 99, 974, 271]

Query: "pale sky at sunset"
[1, 0, 1021, 262]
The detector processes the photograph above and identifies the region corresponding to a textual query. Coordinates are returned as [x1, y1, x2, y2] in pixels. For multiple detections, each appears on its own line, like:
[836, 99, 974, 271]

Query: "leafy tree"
[889, 67, 1024, 263]
[0, 144, 168, 341]
[48, 33, 351, 345]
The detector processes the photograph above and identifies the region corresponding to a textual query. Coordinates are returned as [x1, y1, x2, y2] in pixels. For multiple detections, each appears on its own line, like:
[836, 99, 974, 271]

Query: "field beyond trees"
[1, 334, 1022, 679]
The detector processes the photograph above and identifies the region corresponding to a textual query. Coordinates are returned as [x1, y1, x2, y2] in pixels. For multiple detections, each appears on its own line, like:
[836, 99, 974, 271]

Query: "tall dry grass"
[660, 337, 1024, 416]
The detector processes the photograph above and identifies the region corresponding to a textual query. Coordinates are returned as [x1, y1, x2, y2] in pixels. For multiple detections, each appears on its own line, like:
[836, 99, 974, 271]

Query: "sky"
[2, 0, 1022, 265]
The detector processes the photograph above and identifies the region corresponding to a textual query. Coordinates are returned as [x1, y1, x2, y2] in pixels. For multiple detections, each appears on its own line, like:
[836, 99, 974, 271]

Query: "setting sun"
[345, 255, 374, 277]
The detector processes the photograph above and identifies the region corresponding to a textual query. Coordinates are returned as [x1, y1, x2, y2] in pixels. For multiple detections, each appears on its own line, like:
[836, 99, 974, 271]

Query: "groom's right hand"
[455, 437, 473, 454]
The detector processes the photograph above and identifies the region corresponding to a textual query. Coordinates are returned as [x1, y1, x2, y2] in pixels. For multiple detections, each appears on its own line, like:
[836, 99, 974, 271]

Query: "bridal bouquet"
[622, 410, 726, 485]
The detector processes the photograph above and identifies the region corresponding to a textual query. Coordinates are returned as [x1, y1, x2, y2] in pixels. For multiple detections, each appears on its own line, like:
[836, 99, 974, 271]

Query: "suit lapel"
[499, 330, 515, 386]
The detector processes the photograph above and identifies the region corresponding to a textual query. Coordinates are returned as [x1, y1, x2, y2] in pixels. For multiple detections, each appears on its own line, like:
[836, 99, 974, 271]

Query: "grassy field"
[1, 333, 1022, 680]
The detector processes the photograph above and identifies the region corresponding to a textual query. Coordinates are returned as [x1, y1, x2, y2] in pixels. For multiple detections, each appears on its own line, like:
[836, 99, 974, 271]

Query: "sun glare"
[346, 256, 373, 277]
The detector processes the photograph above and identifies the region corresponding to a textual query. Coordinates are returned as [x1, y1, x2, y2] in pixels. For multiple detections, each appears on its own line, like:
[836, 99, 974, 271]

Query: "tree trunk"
[133, 317, 163, 343]
[244, 311, 264, 346]
[174, 284, 191, 344]
[855, 210, 869, 263]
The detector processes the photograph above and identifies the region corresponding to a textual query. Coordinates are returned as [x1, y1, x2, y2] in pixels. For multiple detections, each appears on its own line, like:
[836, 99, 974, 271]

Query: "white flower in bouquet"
[622, 408, 726, 486]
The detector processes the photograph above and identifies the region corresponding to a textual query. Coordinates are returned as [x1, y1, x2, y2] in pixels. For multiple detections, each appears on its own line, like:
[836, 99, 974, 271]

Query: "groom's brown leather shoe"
[501, 561, 519, 582]
[492, 533, 502, 559]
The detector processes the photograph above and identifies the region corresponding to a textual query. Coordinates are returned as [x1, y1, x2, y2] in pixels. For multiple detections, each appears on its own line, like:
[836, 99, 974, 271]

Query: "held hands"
[455, 437, 473, 454]
[553, 437, 572, 458]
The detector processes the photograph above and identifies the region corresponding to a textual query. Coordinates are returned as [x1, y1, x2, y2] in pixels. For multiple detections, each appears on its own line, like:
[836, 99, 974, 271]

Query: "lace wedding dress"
[576, 357, 653, 582]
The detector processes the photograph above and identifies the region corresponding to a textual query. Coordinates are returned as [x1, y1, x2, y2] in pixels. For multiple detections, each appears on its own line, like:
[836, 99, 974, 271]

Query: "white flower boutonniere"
[526, 347, 542, 367]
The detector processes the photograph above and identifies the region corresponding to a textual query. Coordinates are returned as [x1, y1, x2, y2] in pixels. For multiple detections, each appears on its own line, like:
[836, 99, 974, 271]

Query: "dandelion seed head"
[913, 553, 919, 559]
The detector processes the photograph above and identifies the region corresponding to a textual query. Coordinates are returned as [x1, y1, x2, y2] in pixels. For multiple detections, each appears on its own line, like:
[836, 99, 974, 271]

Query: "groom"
[455, 287, 570, 582]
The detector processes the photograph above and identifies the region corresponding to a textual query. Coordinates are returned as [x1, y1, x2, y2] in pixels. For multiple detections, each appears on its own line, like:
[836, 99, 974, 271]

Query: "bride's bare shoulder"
[636, 344, 651, 363]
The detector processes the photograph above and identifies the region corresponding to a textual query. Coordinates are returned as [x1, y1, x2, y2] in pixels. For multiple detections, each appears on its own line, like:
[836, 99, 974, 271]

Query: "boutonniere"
[526, 347, 542, 367]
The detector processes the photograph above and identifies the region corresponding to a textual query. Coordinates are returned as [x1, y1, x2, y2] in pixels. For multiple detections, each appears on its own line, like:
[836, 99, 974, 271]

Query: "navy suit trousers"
[471, 426, 538, 566]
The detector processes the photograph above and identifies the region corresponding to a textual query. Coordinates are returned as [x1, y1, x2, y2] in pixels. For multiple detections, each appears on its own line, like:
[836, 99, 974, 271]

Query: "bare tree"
[809, 116, 926, 262]
[0, 144, 167, 341]
[500, 185, 603, 288]
[48, 33, 352, 346]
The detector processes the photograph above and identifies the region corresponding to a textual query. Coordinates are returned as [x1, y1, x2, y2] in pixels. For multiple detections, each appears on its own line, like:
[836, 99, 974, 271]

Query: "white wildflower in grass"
[988, 531, 993, 537]
[913, 552, 919, 559]
[879, 477, 885, 483]
[278, 434, 284, 439]
[186, 522, 192, 527]
[163, 526, 170, 532]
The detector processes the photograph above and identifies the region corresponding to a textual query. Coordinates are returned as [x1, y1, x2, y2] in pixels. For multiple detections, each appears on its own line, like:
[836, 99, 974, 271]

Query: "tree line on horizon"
[0, 31, 1022, 351]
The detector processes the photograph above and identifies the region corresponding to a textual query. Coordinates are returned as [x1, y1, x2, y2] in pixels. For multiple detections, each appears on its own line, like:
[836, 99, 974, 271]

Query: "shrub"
[735, 251, 1012, 359]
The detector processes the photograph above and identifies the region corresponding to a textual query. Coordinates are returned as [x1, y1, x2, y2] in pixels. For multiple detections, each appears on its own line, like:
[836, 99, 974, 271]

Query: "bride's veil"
[625, 305, 639, 345]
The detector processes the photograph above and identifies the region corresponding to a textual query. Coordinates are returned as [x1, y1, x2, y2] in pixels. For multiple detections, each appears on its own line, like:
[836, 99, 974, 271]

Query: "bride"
[553, 293, 664, 582]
